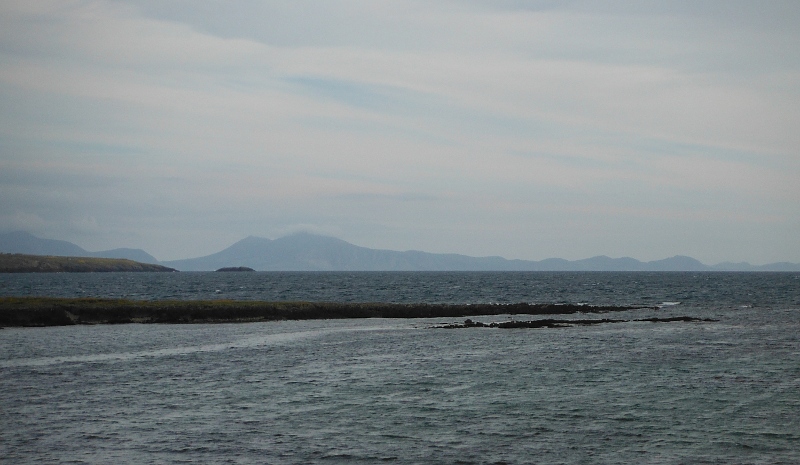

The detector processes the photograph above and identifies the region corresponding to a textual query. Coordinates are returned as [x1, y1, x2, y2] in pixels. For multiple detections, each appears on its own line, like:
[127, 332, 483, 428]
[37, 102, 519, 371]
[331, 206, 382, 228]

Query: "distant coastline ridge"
[1, 231, 798, 272]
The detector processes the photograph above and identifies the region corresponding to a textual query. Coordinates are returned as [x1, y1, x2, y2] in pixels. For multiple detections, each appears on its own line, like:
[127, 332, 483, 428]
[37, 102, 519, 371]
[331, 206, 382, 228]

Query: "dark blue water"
[1, 272, 799, 464]
[1, 271, 798, 308]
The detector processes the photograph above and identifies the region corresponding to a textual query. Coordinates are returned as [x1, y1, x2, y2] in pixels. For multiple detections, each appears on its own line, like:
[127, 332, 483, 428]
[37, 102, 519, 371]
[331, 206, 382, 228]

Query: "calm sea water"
[1, 272, 799, 464]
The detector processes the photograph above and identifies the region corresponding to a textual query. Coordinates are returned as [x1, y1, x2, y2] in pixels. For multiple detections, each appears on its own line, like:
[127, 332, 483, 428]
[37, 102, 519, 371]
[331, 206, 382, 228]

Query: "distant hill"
[90, 248, 160, 264]
[164, 233, 520, 271]
[0, 231, 86, 256]
[0, 231, 160, 264]
[161, 232, 800, 272]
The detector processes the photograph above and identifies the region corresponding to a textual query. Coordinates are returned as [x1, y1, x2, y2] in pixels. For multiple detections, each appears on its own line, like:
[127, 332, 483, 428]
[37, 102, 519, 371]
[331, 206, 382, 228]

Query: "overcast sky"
[1, 0, 799, 264]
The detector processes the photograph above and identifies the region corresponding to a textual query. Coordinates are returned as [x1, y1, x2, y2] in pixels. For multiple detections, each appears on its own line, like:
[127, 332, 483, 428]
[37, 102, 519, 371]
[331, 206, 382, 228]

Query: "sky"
[1, 0, 799, 264]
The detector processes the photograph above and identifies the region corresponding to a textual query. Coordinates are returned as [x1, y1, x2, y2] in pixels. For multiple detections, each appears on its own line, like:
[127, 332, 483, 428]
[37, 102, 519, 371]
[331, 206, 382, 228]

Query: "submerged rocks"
[436, 316, 717, 329]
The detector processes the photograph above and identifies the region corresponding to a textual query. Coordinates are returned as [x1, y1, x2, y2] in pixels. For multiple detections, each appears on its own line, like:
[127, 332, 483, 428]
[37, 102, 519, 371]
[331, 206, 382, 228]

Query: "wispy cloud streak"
[0, 0, 798, 263]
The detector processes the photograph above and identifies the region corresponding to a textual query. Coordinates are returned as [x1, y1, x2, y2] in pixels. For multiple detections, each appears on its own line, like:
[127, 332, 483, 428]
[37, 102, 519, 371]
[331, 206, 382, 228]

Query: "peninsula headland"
[0, 253, 177, 273]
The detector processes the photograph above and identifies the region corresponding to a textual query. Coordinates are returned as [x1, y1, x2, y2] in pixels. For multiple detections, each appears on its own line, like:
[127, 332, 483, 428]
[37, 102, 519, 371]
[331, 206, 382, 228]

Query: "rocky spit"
[436, 316, 717, 329]
[0, 299, 717, 328]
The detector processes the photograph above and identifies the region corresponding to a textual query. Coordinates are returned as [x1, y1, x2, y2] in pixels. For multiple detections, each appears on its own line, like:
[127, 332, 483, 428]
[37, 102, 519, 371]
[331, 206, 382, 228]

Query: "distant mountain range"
[0, 231, 159, 264]
[2, 231, 799, 272]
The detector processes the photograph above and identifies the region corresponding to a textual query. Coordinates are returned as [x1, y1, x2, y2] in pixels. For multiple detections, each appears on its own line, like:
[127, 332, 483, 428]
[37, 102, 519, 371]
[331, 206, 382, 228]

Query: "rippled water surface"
[1, 272, 799, 464]
[2, 271, 799, 307]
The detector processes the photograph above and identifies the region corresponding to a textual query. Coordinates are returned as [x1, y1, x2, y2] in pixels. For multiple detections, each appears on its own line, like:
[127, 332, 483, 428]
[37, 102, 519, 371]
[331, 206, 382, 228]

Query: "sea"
[1, 271, 798, 464]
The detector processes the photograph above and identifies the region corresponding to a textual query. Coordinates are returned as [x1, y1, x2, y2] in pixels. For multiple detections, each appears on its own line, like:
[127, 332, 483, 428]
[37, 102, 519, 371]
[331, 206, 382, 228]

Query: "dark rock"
[215, 267, 256, 272]
[435, 315, 718, 329]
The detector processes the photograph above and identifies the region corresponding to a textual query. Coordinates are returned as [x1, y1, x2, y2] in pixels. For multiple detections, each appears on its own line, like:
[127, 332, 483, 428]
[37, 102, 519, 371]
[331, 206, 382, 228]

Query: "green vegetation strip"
[0, 297, 647, 327]
[0, 253, 176, 273]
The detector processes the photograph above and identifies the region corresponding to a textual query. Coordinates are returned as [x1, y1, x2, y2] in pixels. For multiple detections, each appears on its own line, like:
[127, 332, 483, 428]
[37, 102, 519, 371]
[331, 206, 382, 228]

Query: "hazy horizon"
[2, 1, 798, 263]
[4, 229, 799, 268]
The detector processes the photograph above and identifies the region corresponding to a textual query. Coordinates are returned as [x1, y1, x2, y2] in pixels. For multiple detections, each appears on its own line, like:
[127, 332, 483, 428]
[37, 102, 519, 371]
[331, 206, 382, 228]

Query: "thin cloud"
[0, 0, 798, 263]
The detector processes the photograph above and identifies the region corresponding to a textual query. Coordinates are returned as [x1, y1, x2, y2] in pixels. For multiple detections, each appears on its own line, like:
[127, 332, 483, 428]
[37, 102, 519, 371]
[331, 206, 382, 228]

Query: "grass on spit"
[0, 253, 176, 273]
[0, 297, 645, 327]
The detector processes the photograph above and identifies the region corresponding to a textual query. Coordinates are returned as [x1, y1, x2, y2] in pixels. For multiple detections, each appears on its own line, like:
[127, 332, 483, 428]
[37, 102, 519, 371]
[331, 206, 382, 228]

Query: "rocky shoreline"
[0, 298, 655, 327]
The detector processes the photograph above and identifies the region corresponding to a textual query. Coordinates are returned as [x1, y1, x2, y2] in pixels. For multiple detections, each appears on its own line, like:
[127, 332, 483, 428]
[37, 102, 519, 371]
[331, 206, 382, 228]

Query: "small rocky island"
[0, 253, 177, 273]
[216, 267, 255, 272]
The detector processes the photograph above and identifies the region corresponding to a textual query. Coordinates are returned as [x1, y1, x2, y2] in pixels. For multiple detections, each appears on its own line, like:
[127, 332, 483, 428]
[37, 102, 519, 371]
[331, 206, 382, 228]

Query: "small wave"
[0, 325, 396, 368]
